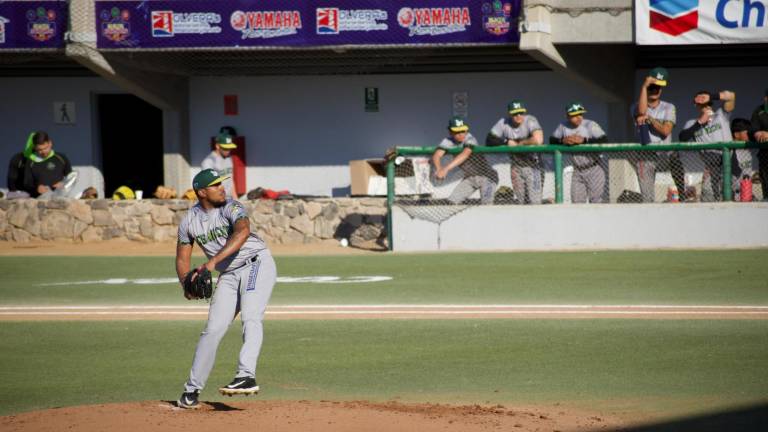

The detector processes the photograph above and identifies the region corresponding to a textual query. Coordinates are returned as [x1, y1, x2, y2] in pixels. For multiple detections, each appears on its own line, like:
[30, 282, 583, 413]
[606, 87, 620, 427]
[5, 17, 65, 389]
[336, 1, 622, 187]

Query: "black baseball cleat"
[177, 390, 200, 409]
[218, 376, 259, 396]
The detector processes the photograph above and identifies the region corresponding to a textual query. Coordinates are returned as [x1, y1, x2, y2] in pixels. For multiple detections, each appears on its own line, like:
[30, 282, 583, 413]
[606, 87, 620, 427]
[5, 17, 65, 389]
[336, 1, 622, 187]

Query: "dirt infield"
[0, 400, 632, 432]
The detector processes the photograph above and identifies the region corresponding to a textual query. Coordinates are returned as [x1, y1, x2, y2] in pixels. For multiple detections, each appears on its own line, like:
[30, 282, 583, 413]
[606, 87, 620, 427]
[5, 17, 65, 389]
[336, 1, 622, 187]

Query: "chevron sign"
[649, 0, 699, 36]
[637, 0, 768, 44]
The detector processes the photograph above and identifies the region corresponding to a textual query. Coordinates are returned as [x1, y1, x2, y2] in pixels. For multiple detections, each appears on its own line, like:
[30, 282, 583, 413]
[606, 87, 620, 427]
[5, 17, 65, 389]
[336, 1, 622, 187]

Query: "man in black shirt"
[7, 131, 72, 198]
[751, 89, 768, 201]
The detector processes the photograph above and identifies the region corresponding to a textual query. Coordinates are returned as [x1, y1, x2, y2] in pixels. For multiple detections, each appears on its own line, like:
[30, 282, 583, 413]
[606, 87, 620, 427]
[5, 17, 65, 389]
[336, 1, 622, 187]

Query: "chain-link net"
[392, 144, 765, 225]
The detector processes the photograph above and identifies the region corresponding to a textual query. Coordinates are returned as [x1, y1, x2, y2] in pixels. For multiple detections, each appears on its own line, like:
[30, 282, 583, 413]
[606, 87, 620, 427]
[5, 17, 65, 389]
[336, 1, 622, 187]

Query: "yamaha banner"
[94, 0, 521, 49]
[0, 1, 67, 49]
[636, 0, 768, 45]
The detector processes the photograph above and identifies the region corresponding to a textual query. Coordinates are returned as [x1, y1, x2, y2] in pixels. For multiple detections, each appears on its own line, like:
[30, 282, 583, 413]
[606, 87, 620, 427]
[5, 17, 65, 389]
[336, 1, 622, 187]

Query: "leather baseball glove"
[182, 268, 213, 300]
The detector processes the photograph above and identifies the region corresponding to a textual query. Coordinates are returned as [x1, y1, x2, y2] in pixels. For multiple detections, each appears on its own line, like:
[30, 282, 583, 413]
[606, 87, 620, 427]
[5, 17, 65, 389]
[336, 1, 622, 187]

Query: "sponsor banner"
[95, 0, 521, 49]
[636, 0, 768, 44]
[0, 1, 67, 49]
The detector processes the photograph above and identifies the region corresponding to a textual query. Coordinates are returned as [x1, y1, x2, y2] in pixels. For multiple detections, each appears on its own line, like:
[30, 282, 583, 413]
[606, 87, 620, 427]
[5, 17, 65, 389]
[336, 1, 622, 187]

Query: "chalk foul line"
[0, 304, 767, 319]
[37, 276, 393, 286]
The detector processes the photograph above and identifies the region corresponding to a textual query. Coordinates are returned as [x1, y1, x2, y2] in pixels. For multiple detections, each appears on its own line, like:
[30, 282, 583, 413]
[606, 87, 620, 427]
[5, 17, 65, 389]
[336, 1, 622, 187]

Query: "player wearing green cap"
[550, 103, 608, 203]
[486, 100, 545, 204]
[176, 168, 276, 409]
[632, 67, 681, 202]
[201, 133, 238, 198]
[433, 116, 498, 204]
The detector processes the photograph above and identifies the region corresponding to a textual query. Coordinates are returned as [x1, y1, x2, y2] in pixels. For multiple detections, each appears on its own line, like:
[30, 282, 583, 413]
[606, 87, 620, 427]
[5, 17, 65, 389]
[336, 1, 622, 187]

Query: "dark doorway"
[97, 94, 164, 197]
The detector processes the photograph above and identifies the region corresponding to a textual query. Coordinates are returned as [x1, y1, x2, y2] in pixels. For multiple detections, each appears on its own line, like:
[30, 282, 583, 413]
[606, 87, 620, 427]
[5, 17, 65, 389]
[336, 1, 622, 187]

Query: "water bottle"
[667, 186, 679, 203]
[740, 176, 753, 202]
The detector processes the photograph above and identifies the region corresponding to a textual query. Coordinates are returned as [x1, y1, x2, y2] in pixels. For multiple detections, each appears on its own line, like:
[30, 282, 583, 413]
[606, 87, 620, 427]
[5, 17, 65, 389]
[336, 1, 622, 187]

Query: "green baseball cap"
[193, 168, 230, 191]
[216, 133, 237, 149]
[566, 102, 587, 116]
[448, 116, 469, 133]
[507, 100, 527, 115]
[648, 67, 669, 86]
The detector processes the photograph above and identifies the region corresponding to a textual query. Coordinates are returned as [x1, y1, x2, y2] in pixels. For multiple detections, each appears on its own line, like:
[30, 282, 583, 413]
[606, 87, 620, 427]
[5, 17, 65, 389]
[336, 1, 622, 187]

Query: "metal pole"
[554, 150, 563, 204]
[722, 146, 732, 201]
[386, 157, 395, 251]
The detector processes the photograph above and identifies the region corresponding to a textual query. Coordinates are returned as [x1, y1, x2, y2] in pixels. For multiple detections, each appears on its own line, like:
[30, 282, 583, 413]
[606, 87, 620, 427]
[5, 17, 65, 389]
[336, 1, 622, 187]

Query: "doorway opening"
[97, 94, 164, 197]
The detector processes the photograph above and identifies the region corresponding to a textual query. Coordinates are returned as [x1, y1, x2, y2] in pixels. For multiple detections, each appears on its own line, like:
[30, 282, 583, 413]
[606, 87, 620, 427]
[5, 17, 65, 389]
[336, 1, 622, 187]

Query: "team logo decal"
[151, 11, 221, 37]
[100, 7, 131, 42]
[482, 1, 512, 35]
[0, 16, 8, 44]
[230, 10, 302, 39]
[316, 7, 388, 35]
[26, 7, 56, 42]
[397, 7, 471, 37]
[649, 0, 698, 36]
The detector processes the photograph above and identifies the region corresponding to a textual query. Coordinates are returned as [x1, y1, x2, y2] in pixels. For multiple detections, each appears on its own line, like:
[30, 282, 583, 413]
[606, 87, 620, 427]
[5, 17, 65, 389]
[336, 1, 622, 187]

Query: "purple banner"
[0, 1, 67, 49]
[95, 0, 521, 49]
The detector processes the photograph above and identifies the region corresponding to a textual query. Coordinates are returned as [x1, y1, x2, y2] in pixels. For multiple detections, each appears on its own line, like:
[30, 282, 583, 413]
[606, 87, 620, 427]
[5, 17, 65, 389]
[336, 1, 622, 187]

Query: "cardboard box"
[350, 159, 387, 196]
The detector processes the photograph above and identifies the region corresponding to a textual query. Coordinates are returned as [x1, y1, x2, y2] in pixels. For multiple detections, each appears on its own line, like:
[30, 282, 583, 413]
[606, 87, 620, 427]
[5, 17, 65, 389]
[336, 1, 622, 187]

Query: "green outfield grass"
[1, 319, 767, 417]
[1, 250, 767, 418]
[1, 250, 768, 305]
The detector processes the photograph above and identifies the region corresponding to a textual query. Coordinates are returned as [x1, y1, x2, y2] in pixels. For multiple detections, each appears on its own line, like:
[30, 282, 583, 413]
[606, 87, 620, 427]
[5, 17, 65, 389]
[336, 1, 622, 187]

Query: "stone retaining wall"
[0, 198, 388, 248]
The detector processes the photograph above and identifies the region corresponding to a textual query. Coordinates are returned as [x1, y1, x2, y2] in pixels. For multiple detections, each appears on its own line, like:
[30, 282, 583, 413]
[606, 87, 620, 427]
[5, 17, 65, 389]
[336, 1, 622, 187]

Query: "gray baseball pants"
[448, 176, 497, 204]
[184, 252, 277, 393]
[633, 156, 657, 203]
[700, 152, 723, 202]
[510, 165, 542, 204]
[571, 164, 606, 203]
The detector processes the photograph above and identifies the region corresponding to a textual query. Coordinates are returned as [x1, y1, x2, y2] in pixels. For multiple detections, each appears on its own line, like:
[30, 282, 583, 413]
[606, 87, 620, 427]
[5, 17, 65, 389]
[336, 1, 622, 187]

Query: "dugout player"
[201, 133, 237, 198]
[632, 67, 682, 203]
[7, 131, 72, 198]
[486, 100, 544, 204]
[433, 117, 498, 204]
[679, 89, 736, 202]
[751, 89, 768, 200]
[176, 168, 276, 409]
[550, 102, 608, 203]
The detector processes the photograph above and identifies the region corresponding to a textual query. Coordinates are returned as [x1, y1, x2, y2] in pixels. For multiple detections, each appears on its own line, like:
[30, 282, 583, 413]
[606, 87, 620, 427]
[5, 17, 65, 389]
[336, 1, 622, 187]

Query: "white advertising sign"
[636, 0, 768, 45]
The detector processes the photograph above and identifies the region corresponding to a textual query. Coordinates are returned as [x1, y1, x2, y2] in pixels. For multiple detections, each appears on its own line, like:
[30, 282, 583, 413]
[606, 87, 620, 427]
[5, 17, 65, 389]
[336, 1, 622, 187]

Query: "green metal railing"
[386, 141, 768, 250]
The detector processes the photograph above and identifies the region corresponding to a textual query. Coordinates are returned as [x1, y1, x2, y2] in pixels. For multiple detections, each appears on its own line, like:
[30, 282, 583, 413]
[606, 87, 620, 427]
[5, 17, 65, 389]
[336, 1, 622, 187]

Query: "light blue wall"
[2, 66, 766, 196]
[0, 77, 120, 187]
[189, 71, 609, 168]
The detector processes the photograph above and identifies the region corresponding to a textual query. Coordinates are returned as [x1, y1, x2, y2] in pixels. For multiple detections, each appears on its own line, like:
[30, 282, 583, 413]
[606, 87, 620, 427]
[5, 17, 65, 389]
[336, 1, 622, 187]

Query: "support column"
[66, 0, 191, 193]
[519, 3, 635, 141]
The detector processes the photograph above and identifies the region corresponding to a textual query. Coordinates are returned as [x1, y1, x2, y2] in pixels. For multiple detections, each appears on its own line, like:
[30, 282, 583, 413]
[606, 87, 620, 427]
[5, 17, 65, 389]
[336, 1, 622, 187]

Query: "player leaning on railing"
[432, 117, 498, 205]
[632, 67, 683, 203]
[549, 102, 608, 204]
[486, 100, 544, 205]
[679, 89, 736, 202]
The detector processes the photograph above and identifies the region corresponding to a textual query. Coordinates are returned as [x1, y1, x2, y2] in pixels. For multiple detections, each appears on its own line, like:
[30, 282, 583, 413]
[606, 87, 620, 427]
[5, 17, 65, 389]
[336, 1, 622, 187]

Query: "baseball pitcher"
[176, 168, 276, 409]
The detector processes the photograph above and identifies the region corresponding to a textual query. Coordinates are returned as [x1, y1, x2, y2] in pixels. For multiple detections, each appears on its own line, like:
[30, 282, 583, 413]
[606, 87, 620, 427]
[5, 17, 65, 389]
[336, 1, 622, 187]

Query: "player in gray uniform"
[201, 133, 237, 198]
[433, 117, 498, 204]
[550, 103, 608, 203]
[176, 168, 277, 409]
[486, 100, 544, 204]
[632, 67, 678, 203]
[679, 90, 736, 202]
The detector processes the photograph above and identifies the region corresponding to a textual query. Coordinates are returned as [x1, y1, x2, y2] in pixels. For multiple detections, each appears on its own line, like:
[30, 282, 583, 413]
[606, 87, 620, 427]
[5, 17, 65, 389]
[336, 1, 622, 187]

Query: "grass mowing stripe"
[0, 319, 766, 417]
[1, 250, 768, 306]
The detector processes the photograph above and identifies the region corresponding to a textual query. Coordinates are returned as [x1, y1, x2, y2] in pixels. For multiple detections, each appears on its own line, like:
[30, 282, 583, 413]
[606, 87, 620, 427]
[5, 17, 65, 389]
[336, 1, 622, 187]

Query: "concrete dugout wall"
[392, 203, 768, 252]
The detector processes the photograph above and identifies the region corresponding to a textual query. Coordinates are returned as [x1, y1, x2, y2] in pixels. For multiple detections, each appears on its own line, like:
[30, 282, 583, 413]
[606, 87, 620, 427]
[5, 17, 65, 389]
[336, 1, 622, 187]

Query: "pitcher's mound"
[1, 400, 626, 431]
